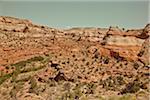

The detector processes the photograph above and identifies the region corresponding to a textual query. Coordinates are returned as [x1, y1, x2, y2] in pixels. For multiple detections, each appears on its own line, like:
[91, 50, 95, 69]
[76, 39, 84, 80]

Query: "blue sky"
[0, 0, 149, 29]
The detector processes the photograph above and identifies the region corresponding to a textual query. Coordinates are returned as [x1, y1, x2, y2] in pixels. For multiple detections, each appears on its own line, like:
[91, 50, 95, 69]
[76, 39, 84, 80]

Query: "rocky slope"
[0, 16, 149, 100]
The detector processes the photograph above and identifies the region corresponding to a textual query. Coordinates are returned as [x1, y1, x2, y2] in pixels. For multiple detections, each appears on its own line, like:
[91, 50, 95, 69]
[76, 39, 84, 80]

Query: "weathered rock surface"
[0, 16, 149, 100]
[0, 16, 149, 66]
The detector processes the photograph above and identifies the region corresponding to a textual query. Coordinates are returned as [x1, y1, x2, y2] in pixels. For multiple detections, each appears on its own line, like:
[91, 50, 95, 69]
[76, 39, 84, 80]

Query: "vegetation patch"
[0, 73, 13, 85]
[120, 80, 141, 94]
[0, 56, 46, 85]
[11, 56, 44, 68]
[102, 76, 125, 91]
[29, 77, 38, 94]
[21, 65, 46, 73]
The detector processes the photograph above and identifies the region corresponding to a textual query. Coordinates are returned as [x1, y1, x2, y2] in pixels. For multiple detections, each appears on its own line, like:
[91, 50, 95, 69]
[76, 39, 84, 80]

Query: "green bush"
[121, 81, 141, 94]
[11, 56, 44, 68]
[0, 73, 13, 85]
[29, 77, 37, 93]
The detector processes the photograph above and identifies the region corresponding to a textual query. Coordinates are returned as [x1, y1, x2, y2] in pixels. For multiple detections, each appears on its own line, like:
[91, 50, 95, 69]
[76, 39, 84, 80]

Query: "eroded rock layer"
[0, 16, 149, 100]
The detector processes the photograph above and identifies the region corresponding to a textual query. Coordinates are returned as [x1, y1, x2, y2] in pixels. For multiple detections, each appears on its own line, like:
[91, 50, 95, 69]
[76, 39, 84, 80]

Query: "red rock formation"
[0, 16, 149, 79]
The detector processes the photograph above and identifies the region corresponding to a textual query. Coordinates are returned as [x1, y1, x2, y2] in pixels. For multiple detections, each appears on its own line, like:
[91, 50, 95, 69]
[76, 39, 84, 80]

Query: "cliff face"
[0, 16, 149, 66]
[0, 16, 149, 99]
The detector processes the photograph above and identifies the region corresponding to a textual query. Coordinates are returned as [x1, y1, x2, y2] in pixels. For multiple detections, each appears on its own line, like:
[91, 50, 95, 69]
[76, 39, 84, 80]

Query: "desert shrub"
[15, 76, 31, 83]
[21, 65, 46, 73]
[29, 77, 37, 93]
[115, 76, 125, 85]
[103, 77, 115, 90]
[72, 83, 83, 99]
[0, 73, 12, 85]
[120, 81, 141, 94]
[0, 56, 46, 85]
[11, 56, 44, 68]
[61, 91, 74, 100]
[133, 62, 139, 70]
[29, 56, 44, 62]
[10, 82, 24, 99]
[102, 76, 125, 91]
[137, 50, 144, 57]
[11, 60, 26, 68]
[103, 56, 109, 64]
[119, 94, 136, 100]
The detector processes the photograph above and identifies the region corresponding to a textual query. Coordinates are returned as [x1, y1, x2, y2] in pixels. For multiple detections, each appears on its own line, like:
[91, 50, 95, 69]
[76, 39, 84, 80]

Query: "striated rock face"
[0, 16, 149, 99]
[0, 16, 149, 66]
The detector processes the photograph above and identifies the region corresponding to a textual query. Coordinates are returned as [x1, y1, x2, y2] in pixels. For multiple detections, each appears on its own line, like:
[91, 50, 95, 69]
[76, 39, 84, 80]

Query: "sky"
[0, 0, 149, 29]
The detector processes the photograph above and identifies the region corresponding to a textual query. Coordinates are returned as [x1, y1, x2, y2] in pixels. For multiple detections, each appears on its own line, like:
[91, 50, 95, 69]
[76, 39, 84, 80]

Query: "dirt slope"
[0, 16, 149, 100]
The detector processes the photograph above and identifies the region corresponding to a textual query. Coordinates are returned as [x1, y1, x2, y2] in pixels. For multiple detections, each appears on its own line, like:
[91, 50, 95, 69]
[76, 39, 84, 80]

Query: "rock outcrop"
[0, 16, 149, 100]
